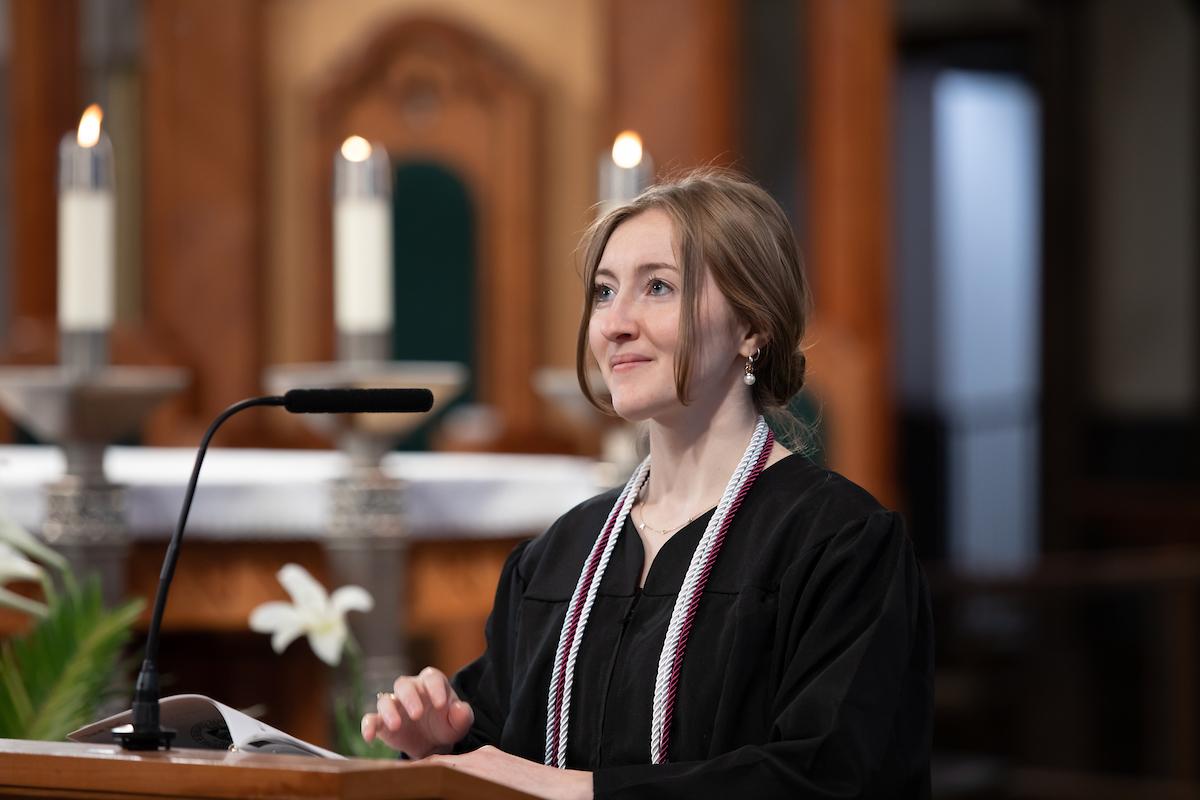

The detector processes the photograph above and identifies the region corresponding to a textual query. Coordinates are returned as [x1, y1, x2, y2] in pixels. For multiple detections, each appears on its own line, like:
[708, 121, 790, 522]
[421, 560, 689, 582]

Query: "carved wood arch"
[310, 16, 543, 446]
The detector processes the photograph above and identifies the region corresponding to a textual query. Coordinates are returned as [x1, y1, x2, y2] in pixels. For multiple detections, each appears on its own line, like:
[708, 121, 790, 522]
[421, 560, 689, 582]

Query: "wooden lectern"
[0, 739, 537, 799]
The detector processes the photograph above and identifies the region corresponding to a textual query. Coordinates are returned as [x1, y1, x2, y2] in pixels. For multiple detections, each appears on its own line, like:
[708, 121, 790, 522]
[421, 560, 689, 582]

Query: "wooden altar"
[0, 445, 603, 748]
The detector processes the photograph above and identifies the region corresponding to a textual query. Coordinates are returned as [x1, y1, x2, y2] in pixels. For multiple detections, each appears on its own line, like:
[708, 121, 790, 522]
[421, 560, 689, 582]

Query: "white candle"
[57, 104, 115, 332]
[333, 136, 393, 334]
[597, 130, 653, 217]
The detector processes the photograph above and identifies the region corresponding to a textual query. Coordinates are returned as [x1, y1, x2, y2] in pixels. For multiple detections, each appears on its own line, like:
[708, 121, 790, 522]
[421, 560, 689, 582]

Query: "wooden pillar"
[5, 0, 79, 352]
[2, 0, 80, 443]
[803, 0, 897, 506]
[1037, 0, 1091, 552]
[141, 0, 265, 445]
[608, 0, 739, 171]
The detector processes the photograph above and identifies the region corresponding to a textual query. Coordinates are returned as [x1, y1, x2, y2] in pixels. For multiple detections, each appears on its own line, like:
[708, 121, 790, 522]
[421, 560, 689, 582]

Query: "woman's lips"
[610, 357, 651, 372]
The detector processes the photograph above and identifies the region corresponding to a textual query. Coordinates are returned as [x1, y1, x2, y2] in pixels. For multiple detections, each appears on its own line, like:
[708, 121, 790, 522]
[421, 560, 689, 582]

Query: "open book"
[68, 694, 344, 759]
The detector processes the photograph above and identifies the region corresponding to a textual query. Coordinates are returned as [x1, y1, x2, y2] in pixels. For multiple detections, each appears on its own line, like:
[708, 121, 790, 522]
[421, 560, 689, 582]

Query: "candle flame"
[611, 131, 643, 169]
[340, 136, 373, 162]
[77, 104, 103, 148]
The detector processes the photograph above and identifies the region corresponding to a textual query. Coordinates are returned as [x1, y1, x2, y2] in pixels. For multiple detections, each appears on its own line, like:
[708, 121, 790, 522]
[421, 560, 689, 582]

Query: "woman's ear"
[740, 331, 768, 358]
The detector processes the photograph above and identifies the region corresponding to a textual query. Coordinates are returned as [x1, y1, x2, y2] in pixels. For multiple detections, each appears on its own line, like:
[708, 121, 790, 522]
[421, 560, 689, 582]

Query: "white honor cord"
[544, 416, 773, 767]
[649, 417, 770, 763]
[545, 457, 648, 767]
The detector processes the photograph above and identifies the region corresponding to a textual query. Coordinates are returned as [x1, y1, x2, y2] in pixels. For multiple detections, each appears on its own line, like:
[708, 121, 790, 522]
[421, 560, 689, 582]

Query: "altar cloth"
[0, 445, 607, 541]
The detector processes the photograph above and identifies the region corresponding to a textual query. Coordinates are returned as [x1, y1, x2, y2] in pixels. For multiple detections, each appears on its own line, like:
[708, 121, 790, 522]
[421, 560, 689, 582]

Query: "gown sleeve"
[593, 510, 933, 799]
[450, 539, 531, 753]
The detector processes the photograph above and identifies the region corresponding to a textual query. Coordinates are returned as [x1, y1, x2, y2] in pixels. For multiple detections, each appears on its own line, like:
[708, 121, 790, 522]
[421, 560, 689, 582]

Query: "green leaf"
[333, 693, 395, 759]
[0, 575, 143, 741]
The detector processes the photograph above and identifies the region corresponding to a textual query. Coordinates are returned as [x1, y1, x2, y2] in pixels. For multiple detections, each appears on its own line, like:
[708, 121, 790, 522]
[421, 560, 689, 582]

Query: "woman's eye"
[648, 278, 672, 296]
[592, 283, 614, 303]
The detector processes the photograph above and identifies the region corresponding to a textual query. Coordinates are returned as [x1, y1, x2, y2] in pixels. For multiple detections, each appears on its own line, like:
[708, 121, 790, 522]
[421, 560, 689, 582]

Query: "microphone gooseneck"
[117, 395, 285, 750]
[116, 388, 431, 750]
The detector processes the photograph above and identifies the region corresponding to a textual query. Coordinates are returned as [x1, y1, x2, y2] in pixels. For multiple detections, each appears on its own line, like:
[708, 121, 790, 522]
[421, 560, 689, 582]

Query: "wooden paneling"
[309, 18, 544, 447]
[122, 537, 518, 671]
[131, 537, 517, 745]
[141, 0, 265, 446]
[607, 0, 739, 172]
[803, 0, 897, 506]
[4, 0, 80, 357]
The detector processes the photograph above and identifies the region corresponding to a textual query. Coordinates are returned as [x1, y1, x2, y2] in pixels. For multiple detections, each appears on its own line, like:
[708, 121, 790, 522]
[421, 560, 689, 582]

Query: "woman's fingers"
[377, 688, 407, 730]
[419, 666, 450, 709]
[448, 700, 475, 736]
[417, 668, 473, 738]
[364, 669, 474, 757]
[361, 712, 380, 742]
[393, 676, 427, 720]
[362, 710, 410, 753]
[415, 669, 469, 744]
[369, 692, 428, 755]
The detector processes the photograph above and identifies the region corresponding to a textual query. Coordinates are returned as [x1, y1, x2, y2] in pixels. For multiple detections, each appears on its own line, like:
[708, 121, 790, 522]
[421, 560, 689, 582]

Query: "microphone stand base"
[112, 724, 176, 751]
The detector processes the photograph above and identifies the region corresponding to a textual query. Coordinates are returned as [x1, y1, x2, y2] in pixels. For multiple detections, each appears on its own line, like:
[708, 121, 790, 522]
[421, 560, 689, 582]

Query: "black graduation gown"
[452, 455, 934, 799]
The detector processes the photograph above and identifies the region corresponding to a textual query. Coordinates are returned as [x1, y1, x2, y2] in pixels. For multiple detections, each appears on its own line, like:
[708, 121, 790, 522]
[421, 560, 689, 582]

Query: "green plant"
[0, 517, 143, 741]
[333, 637, 395, 759]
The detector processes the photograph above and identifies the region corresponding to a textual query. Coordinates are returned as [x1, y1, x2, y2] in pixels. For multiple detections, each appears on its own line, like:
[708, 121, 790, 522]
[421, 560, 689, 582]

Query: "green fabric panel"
[390, 162, 476, 450]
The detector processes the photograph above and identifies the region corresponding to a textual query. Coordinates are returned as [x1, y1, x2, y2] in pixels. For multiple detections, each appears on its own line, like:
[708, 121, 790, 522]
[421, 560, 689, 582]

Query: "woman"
[363, 170, 933, 799]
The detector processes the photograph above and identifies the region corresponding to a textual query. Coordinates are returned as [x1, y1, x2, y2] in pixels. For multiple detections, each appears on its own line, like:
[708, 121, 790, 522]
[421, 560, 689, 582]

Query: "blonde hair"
[576, 168, 812, 416]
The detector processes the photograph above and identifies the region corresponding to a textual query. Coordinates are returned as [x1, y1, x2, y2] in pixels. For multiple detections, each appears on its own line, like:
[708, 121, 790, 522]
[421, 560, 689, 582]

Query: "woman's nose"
[596, 295, 638, 341]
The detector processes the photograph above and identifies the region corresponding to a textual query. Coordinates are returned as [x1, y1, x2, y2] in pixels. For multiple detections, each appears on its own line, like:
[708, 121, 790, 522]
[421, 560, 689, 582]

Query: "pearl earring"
[743, 347, 761, 386]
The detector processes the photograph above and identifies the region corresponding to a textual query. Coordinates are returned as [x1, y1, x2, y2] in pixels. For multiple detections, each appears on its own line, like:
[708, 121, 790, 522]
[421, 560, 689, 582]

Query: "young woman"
[363, 171, 933, 799]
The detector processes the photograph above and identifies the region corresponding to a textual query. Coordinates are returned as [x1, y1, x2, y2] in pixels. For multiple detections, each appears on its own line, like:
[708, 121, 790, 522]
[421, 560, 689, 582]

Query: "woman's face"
[588, 209, 751, 423]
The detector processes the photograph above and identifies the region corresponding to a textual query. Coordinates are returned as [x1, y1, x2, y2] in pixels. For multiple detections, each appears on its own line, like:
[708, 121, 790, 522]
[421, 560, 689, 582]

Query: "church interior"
[0, 0, 1197, 796]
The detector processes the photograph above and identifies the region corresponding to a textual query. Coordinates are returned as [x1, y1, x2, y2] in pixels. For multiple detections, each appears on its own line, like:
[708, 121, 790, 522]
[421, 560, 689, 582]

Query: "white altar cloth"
[0, 446, 607, 541]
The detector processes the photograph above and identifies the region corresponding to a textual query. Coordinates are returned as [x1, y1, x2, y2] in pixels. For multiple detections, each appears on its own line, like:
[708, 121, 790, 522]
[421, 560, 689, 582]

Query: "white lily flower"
[0, 516, 68, 572]
[0, 541, 45, 586]
[248, 563, 373, 667]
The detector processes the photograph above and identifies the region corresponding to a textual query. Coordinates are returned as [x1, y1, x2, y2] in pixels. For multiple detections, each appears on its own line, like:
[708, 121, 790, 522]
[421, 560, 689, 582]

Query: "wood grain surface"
[0, 738, 537, 800]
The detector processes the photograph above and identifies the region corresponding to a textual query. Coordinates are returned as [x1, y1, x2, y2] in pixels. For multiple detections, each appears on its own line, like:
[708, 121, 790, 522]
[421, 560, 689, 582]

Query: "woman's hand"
[429, 746, 592, 800]
[361, 666, 475, 759]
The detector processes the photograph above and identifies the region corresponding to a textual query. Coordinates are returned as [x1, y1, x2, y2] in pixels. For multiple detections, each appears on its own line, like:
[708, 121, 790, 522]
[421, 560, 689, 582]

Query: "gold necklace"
[634, 503, 696, 537]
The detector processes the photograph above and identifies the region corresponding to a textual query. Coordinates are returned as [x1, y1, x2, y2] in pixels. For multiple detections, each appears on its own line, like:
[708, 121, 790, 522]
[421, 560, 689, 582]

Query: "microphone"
[283, 387, 433, 415]
[115, 388, 432, 750]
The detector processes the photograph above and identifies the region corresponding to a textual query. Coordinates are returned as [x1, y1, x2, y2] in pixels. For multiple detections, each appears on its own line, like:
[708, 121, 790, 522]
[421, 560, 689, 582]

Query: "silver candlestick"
[264, 359, 466, 697]
[0, 365, 187, 603]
